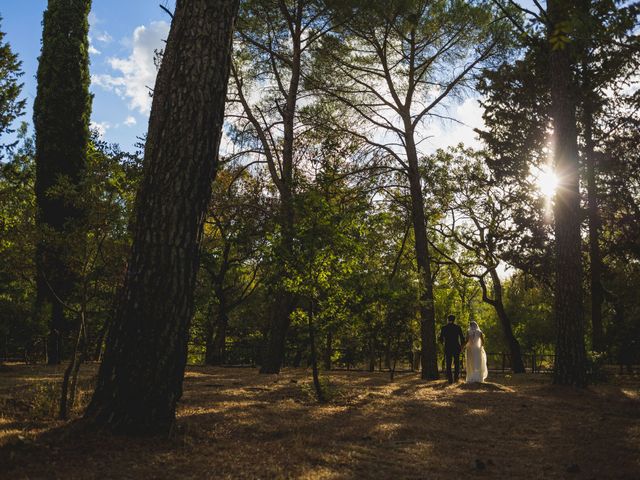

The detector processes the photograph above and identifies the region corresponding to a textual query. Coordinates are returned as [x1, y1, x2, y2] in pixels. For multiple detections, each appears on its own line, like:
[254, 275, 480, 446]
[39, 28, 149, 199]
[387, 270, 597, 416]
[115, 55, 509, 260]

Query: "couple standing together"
[439, 315, 488, 384]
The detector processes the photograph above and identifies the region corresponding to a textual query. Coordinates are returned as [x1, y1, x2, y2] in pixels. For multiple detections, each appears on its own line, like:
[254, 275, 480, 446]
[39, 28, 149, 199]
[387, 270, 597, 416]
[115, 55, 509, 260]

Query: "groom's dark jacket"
[439, 323, 465, 354]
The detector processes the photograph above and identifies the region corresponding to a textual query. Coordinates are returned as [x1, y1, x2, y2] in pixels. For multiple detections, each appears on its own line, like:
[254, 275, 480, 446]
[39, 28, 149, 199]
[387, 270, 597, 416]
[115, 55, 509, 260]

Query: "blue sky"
[1, 0, 176, 151]
[1, 0, 496, 154]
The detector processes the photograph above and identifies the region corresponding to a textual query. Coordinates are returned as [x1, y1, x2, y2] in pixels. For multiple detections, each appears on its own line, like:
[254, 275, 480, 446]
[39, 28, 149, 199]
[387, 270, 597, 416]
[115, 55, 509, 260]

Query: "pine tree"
[548, 0, 587, 386]
[33, 0, 93, 365]
[0, 16, 26, 159]
[85, 0, 240, 435]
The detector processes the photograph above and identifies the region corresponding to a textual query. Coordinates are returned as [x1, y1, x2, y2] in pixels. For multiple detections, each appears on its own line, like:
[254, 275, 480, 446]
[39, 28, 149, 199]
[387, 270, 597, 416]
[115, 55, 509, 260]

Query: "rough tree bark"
[84, 0, 240, 434]
[548, 0, 587, 387]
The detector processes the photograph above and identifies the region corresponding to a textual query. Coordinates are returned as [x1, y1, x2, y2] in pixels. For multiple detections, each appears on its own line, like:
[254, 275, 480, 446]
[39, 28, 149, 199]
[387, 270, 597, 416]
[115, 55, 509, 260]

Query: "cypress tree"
[33, 0, 92, 364]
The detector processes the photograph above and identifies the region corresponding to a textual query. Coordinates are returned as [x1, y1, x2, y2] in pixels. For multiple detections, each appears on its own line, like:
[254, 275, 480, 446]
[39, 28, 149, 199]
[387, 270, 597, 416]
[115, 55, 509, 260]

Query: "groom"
[438, 314, 465, 383]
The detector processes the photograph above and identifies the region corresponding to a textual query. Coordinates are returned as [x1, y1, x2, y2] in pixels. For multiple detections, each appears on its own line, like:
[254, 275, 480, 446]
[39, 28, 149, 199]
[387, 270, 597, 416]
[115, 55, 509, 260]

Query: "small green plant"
[586, 351, 609, 384]
[31, 381, 60, 418]
[299, 375, 342, 403]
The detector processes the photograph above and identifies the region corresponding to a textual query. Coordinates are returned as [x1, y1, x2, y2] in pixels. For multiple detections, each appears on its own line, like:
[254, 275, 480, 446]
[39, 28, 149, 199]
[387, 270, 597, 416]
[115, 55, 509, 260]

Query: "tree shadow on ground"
[1, 367, 638, 479]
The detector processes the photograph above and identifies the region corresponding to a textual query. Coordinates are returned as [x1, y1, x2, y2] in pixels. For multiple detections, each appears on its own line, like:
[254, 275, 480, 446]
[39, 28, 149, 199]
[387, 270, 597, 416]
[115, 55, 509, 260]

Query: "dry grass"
[1, 363, 639, 479]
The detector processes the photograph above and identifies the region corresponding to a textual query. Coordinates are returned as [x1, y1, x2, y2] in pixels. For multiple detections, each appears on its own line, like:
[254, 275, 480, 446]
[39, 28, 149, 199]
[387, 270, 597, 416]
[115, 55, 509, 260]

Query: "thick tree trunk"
[489, 270, 525, 373]
[548, 0, 587, 387]
[84, 0, 239, 434]
[405, 127, 439, 380]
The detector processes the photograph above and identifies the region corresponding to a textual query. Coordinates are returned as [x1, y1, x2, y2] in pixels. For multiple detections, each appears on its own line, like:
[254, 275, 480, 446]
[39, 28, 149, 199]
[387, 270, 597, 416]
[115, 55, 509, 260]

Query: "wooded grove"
[0, 1, 638, 475]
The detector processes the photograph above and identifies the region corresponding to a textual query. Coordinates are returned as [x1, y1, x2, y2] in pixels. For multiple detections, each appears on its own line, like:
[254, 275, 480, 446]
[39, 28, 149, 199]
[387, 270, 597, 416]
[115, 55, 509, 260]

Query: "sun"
[536, 165, 558, 198]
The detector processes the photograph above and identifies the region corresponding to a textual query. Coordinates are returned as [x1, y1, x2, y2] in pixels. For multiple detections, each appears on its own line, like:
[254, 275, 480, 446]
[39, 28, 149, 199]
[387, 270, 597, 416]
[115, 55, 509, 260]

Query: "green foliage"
[298, 375, 343, 402]
[585, 350, 609, 384]
[478, 0, 640, 363]
[0, 127, 41, 358]
[34, 0, 93, 196]
[0, 127, 141, 360]
[502, 273, 554, 351]
[32, 0, 93, 360]
[0, 16, 26, 159]
[30, 381, 61, 418]
[192, 163, 274, 360]
[2, 0, 637, 376]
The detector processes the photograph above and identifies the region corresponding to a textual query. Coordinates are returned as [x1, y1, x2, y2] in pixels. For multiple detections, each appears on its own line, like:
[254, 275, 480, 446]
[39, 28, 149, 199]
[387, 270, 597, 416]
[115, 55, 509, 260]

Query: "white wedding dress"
[465, 326, 488, 383]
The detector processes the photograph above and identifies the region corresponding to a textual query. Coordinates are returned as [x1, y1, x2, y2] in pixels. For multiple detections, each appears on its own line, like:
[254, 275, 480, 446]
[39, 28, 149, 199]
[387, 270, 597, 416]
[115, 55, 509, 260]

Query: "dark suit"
[439, 322, 465, 383]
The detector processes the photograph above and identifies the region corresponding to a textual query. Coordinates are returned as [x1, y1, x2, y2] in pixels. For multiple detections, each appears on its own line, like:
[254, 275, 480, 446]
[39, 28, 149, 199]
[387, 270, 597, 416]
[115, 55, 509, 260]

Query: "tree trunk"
[260, 193, 295, 373]
[368, 335, 376, 372]
[45, 300, 64, 364]
[323, 331, 332, 371]
[489, 270, 525, 373]
[384, 339, 391, 369]
[84, 0, 240, 434]
[308, 301, 325, 402]
[60, 316, 85, 420]
[206, 306, 228, 366]
[92, 316, 108, 361]
[259, 8, 302, 374]
[405, 126, 439, 380]
[581, 66, 605, 352]
[548, 0, 587, 387]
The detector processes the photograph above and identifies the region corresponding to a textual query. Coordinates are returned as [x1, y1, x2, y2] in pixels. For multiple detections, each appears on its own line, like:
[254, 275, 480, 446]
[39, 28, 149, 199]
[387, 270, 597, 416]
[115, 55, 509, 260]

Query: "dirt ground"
[0, 363, 639, 479]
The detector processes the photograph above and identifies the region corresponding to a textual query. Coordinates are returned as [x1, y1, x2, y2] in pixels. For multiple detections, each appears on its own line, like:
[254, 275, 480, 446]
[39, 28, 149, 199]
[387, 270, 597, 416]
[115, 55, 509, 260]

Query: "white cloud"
[90, 121, 111, 137]
[419, 98, 485, 153]
[91, 21, 169, 115]
[95, 31, 113, 44]
[92, 73, 126, 95]
[89, 44, 101, 55]
[89, 12, 102, 26]
[124, 115, 137, 127]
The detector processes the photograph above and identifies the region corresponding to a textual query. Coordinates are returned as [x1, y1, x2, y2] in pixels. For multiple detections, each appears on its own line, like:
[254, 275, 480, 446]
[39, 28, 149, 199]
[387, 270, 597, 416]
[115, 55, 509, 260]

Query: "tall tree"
[0, 16, 26, 159]
[547, 0, 587, 386]
[85, 0, 240, 434]
[228, 0, 334, 373]
[431, 149, 526, 373]
[575, 0, 639, 351]
[33, 0, 92, 364]
[481, 0, 638, 354]
[313, 0, 507, 379]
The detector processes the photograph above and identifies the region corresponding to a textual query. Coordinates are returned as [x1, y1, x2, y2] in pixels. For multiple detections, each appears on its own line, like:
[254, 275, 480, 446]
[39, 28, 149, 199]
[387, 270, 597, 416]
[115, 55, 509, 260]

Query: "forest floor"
[0, 363, 639, 479]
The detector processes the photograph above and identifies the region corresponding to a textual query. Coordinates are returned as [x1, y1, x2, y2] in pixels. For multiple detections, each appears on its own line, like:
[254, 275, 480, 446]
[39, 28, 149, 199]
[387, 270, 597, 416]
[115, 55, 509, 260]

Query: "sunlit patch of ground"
[1, 363, 639, 479]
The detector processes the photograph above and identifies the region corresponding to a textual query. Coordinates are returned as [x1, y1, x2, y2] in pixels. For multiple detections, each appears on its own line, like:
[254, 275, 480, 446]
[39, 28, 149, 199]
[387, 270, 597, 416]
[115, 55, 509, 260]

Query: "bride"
[465, 321, 488, 383]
